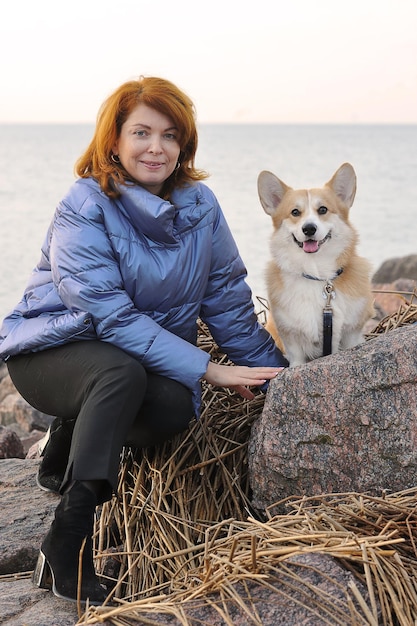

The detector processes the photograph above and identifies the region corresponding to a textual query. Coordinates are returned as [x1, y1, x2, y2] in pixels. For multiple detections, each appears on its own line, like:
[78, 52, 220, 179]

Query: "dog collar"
[302, 267, 344, 282]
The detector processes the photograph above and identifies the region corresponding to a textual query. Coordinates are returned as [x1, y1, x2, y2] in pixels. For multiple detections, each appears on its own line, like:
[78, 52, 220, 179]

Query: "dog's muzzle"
[293, 230, 332, 253]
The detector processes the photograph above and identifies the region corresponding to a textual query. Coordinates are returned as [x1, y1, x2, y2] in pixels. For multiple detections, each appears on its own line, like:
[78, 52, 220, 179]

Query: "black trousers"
[7, 341, 194, 501]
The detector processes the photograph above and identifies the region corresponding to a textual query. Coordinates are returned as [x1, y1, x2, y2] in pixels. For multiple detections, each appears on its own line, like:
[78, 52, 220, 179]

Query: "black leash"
[302, 268, 344, 356]
[322, 281, 336, 356]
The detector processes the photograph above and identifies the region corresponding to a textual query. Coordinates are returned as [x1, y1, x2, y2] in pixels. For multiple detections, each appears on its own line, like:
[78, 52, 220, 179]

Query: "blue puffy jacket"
[0, 178, 286, 411]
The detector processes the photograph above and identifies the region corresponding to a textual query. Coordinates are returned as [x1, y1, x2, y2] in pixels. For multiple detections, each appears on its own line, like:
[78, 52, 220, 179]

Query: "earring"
[111, 154, 120, 164]
[175, 161, 181, 170]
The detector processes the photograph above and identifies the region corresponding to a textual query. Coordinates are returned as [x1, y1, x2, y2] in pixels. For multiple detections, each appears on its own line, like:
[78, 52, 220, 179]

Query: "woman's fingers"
[231, 385, 256, 400]
[203, 362, 284, 389]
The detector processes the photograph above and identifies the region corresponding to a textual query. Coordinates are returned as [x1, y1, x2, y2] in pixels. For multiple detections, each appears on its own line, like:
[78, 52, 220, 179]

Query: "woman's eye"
[291, 208, 301, 217]
[317, 206, 328, 215]
[164, 133, 177, 141]
[134, 130, 147, 137]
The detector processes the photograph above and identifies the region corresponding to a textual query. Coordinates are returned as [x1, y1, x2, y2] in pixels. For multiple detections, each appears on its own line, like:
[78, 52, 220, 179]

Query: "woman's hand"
[202, 361, 284, 400]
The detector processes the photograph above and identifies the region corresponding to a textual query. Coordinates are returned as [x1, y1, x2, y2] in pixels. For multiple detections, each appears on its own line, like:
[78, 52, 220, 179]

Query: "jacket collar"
[118, 183, 177, 244]
[117, 183, 208, 244]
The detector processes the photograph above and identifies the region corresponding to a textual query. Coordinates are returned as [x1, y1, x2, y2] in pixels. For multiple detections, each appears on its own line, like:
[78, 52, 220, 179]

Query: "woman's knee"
[126, 375, 194, 447]
[147, 375, 193, 417]
[80, 342, 147, 395]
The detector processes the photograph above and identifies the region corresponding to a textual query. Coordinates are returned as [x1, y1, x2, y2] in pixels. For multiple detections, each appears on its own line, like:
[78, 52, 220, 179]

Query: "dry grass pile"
[85, 489, 417, 625]
[92, 322, 264, 601]
[80, 304, 417, 625]
[366, 288, 417, 338]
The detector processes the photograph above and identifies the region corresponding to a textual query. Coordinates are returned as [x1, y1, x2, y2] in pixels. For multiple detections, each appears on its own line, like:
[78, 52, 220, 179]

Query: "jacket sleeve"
[200, 195, 288, 369]
[50, 199, 210, 406]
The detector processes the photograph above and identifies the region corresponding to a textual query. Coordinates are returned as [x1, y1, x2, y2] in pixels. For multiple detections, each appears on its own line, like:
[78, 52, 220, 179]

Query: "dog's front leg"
[284, 341, 308, 367]
[340, 329, 365, 351]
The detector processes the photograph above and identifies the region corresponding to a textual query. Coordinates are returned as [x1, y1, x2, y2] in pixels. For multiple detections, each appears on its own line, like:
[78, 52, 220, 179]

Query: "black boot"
[37, 418, 75, 494]
[32, 481, 107, 604]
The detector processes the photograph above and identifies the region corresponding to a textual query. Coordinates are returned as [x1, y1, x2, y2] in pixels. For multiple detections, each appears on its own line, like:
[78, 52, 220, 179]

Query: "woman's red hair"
[75, 76, 208, 198]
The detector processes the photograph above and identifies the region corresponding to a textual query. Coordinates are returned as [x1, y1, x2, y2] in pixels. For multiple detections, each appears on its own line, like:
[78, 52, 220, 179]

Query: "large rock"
[0, 362, 16, 401]
[0, 391, 53, 433]
[372, 278, 417, 318]
[0, 579, 80, 626]
[249, 326, 417, 512]
[0, 459, 58, 575]
[372, 254, 417, 283]
[0, 362, 53, 453]
[0, 425, 25, 459]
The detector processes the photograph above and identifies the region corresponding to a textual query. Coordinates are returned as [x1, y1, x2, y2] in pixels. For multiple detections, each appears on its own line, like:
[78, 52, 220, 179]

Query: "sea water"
[0, 123, 416, 319]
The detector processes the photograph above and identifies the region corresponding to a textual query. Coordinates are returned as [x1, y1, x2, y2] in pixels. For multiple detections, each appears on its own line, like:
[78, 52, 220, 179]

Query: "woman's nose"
[148, 136, 163, 154]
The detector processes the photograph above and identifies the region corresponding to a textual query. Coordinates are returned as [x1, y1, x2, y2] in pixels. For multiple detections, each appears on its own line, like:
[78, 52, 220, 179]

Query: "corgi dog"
[258, 163, 374, 366]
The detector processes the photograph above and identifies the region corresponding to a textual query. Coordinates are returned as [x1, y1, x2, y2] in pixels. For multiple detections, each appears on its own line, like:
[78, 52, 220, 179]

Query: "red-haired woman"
[0, 76, 287, 605]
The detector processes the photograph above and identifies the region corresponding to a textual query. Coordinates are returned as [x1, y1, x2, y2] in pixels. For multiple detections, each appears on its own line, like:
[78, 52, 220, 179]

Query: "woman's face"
[113, 104, 181, 195]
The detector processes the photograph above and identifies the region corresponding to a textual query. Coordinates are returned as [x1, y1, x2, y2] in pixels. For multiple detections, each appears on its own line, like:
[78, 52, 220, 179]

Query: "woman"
[0, 76, 287, 605]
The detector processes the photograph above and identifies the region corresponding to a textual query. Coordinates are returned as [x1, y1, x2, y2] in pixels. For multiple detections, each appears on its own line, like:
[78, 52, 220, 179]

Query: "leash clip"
[322, 280, 335, 307]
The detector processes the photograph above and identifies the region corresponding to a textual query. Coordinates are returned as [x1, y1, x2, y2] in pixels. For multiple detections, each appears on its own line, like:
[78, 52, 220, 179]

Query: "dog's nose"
[302, 223, 317, 238]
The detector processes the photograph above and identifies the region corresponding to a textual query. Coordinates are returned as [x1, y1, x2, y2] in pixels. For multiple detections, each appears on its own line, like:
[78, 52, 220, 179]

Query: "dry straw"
[80, 291, 417, 625]
[366, 288, 417, 338]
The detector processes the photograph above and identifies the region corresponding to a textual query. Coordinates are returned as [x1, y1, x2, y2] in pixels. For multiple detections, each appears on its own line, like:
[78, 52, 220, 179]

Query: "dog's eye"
[317, 206, 328, 215]
[291, 208, 301, 217]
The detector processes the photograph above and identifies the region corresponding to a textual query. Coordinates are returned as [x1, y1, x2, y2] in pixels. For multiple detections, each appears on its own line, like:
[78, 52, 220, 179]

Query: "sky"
[1, 0, 417, 124]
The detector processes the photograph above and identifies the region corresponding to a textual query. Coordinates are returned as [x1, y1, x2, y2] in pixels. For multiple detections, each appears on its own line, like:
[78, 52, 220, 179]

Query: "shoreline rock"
[249, 325, 417, 512]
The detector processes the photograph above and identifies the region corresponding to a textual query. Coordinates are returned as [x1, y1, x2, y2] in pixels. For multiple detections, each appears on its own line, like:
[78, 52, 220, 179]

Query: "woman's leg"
[35, 417, 76, 492]
[32, 479, 108, 604]
[7, 340, 147, 500]
[7, 341, 194, 604]
[7, 340, 147, 604]
[126, 373, 194, 448]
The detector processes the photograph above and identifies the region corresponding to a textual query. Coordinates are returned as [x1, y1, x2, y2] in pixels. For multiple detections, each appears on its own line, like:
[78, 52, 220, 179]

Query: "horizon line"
[1, 120, 417, 126]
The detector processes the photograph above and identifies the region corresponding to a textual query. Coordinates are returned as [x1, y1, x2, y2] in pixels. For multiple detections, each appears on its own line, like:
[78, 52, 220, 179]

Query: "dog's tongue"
[303, 240, 319, 253]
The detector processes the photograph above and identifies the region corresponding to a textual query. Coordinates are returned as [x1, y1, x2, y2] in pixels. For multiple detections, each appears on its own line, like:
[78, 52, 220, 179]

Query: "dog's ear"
[257, 171, 290, 216]
[326, 163, 357, 208]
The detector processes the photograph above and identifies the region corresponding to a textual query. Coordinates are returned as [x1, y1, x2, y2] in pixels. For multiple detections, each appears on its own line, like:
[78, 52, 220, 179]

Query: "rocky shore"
[1, 255, 416, 625]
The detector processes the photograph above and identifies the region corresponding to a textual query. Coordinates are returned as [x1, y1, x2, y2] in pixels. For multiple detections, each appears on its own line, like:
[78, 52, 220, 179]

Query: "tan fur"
[258, 163, 375, 366]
